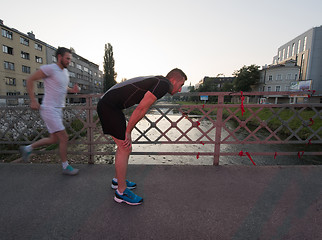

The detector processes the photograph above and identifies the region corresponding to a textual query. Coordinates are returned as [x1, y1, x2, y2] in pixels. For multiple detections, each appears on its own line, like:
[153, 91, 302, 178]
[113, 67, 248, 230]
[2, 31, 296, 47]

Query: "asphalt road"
[0, 163, 321, 240]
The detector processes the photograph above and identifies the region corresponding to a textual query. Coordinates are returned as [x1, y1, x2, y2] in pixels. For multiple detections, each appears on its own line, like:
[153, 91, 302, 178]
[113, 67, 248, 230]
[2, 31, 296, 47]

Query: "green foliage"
[103, 43, 117, 92]
[233, 64, 260, 91]
[67, 119, 87, 138]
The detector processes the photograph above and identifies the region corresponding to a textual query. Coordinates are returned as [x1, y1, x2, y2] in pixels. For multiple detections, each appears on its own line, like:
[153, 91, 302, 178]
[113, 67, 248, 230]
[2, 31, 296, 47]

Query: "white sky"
[1, 0, 322, 86]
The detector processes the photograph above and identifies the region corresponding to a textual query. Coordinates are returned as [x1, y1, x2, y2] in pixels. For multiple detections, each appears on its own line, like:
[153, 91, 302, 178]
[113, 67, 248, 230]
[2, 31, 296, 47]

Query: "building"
[258, 60, 300, 104]
[1, 22, 47, 100]
[202, 76, 235, 90]
[259, 25, 322, 103]
[0, 19, 103, 104]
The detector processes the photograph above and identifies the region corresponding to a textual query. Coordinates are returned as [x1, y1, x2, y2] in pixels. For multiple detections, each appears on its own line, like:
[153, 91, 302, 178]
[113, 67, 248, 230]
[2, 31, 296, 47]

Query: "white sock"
[26, 145, 33, 152]
[116, 189, 123, 195]
[62, 161, 69, 169]
[113, 178, 118, 182]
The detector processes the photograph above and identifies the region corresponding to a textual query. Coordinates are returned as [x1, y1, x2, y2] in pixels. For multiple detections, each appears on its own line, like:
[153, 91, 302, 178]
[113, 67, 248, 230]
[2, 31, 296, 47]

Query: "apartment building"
[0, 19, 103, 104]
[259, 25, 322, 103]
[0, 22, 46, 98]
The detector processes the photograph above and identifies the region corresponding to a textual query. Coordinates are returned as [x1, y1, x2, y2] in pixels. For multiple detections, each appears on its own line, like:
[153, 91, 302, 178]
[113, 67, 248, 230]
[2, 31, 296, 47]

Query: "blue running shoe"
[62, 165, 79, 176]
[111, 179, 136, 190]
[114, 188, 143, 205]
[20, 146, 31, 162]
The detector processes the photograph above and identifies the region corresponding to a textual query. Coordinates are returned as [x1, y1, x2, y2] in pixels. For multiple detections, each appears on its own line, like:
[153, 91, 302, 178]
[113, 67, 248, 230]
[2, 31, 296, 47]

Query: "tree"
[103, 43, 117, 91]
[222, 82, 234, 92]
[233, 65, 260, 92]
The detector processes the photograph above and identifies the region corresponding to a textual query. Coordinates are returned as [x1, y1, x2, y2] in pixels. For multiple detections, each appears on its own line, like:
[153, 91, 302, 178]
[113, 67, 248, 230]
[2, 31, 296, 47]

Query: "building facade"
[258, 60, 300, 103]
[0, 19, 103, 104]
[1, 22, 46, 98]
[259, 25, 322, 103]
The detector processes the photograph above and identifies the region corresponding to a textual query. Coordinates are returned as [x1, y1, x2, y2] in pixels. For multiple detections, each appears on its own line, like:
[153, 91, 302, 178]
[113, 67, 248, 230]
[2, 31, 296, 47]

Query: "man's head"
[56, 47, 72, 69]
[166, 68, 187, 95]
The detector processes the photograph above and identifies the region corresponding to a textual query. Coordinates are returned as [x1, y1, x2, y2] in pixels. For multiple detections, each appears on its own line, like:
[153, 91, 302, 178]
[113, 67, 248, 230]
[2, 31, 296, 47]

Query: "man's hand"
[30, 100, 40, 110]
[122, 132, 132, 149]
[69, 84, 80, 93]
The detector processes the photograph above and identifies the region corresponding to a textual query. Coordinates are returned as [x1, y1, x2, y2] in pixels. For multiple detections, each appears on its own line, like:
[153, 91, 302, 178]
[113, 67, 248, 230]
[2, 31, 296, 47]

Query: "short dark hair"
[55, 47, 72, 59]
[166, 68, 187, 80]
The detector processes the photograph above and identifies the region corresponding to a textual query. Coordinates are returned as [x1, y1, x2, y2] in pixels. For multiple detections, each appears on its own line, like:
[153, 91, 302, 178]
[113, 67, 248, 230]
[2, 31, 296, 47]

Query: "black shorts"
[97, 100, 126, 140]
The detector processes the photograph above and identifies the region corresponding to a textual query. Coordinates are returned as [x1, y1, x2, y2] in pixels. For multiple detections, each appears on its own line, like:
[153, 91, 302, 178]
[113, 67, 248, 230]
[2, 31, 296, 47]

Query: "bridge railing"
[0, 92, 321, 165]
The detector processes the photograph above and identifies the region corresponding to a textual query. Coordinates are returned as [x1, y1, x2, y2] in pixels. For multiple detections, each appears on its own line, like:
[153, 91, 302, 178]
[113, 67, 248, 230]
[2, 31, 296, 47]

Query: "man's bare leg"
[112, 136, 131, 193]
[31, 134, 58, 149]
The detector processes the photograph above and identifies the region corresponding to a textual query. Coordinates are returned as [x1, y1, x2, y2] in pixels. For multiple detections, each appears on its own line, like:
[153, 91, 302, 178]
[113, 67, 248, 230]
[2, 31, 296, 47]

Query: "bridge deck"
[0, 163, 321, 239]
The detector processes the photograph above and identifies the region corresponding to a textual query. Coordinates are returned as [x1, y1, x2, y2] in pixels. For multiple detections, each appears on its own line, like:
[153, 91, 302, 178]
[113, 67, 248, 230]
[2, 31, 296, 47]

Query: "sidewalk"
[0, 163, 321, 240]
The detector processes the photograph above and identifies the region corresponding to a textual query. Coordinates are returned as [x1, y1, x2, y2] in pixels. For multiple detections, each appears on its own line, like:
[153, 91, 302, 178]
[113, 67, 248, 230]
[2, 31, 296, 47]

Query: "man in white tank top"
[20, 47, 80, 175]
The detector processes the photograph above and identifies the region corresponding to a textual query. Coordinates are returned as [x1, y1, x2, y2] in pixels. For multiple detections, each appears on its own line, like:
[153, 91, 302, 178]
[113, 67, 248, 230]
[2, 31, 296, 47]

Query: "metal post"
[87, 95, 94, 164]
[214, 95, 224, 165]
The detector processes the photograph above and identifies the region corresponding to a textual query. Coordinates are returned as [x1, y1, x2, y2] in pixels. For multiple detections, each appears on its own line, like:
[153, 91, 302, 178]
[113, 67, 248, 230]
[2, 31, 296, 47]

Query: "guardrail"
[0, 92, 321, 165]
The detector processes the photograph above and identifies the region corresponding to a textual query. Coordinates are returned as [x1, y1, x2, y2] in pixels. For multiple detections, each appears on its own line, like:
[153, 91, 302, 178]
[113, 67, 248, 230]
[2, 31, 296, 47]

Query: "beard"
[60, 59, 68, 68]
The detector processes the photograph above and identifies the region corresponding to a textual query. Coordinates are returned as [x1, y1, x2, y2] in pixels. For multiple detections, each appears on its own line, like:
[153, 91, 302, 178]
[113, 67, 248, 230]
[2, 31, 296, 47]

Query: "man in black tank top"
[97, 68, 187, 205]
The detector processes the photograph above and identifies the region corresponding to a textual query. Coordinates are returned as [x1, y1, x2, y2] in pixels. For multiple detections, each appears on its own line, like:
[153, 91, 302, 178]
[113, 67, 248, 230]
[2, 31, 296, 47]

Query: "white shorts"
[40, 107, 65, 134]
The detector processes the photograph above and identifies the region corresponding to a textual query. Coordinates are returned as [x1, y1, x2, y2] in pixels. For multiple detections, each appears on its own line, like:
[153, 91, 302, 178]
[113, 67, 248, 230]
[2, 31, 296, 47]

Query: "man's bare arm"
[26, 69, 46, 109]
[126, 91, 157, 134]
[121, 91, 157, 148]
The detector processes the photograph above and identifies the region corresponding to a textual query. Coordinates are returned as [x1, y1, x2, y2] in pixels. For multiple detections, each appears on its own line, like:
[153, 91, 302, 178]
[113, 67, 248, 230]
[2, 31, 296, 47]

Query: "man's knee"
[117, 144, 132, 155]
[55, 130, 68, 143]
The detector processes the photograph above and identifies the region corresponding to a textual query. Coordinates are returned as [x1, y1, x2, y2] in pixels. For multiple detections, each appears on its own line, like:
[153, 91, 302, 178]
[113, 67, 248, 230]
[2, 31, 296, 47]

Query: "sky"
[1, 0, 322, 86]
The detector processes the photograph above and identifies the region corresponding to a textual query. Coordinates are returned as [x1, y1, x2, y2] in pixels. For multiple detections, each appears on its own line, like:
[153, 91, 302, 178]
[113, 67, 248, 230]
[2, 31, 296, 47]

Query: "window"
[23, 79, 27, 87]
[4, 61, 15, 70]
[276, 86, 281, 92]
[21, 51, 30, 60]
[22, 65, 31, 73]
[35, 43, 42, 51]
[287, 46, 290, 59]
[20, 36, 29, 46]
[7, 92, 20, 96]
[84, 67, 89, 72]
[37, 82, 44, 89]
[276, 74, 282, 81]
[278, 51, 281, 61]
[282, 49, 285, 60]
[70, 61, 75, 67]
[76, 64, 82, 70]
[5, 77, 16, 85]
[2, 29, 13, 39]
[303, 36, 307, 51]
[2, 45, 13, 55]
[35, 56, 43, 63]
[286, 73, 292, 80]
[295, 74, 298, 80]
[291, 43, 295, 56]
[267, 86, 271, 92]
[297, 39, 301, 54]
[69, 72, 76, 78]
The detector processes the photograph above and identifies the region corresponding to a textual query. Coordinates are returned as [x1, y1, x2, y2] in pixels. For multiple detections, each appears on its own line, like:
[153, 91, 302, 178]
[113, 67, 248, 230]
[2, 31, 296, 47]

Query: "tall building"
[259, 25, 322, 103]
[0, 19, 103, 104]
